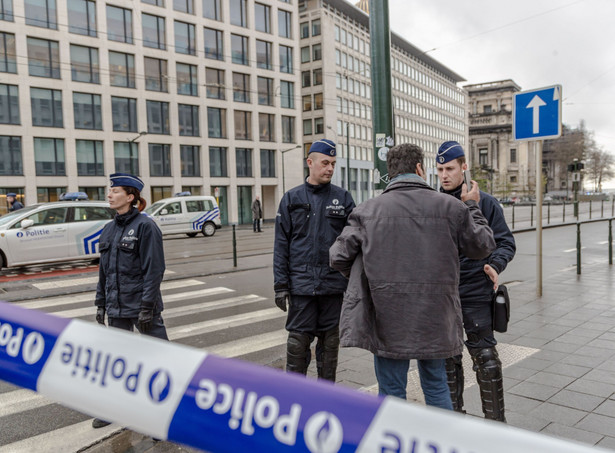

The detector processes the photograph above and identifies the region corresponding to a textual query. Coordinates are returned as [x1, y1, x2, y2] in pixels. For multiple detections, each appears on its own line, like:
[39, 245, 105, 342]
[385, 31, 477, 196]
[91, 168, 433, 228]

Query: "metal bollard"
[601, 200, 604, 218]
[547, 203, 550, 224]
[590, 200, 592, 220]
[609, 218, 613, 266]
[530, 204, 533, 227]
[512, 204, 515, 229]
[232, 224, 237, 267]
[577, 222, 582, 275]
[563, 202, 566, 222]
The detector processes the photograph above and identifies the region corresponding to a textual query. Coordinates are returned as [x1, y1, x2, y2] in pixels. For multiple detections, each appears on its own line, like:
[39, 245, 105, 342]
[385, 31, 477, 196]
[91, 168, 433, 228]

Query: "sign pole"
[536, 140, 543, 297]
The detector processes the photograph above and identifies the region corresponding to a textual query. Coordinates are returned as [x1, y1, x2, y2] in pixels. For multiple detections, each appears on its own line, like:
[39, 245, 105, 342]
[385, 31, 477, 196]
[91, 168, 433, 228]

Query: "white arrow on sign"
[526, 95, 547, 134]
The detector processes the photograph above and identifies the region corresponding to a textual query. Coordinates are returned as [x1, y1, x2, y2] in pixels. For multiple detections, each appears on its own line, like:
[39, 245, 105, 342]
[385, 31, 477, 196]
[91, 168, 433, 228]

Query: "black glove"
[138, 308, 154, 333]
[274, 291, 290, 312]
[95, 307, 106, 325]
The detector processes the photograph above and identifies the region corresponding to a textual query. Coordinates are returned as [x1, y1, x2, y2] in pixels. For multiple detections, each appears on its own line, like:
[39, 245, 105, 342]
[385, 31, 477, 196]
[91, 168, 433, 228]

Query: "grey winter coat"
[329, 179, 496, 360]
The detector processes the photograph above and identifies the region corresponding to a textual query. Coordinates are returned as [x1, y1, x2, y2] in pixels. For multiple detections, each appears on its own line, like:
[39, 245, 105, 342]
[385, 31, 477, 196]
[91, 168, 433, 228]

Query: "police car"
[0, 193, 114, 269]
[144, 194, 221, 237]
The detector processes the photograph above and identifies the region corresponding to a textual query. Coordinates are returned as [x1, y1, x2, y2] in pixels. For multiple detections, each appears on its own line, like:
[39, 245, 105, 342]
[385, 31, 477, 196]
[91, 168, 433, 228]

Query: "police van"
[144, 194, 221, 237]
[0, 195, 114, 269]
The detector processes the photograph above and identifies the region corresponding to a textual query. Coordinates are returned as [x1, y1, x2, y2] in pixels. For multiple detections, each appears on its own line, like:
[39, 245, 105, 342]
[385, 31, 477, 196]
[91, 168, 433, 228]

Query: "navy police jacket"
[442, 185, 516, 302]
[274, 181, 355, 296]
[95, 207, 165, 318]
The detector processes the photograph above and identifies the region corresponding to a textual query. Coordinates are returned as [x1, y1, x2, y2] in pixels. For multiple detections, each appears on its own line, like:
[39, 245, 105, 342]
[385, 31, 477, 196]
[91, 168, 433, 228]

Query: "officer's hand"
[138, 309, 154, 333]
[95, 307, 106, 325]
[484, 264, 499, 291]
[274, 291, 290, 312]
[461, 180, 480, 203]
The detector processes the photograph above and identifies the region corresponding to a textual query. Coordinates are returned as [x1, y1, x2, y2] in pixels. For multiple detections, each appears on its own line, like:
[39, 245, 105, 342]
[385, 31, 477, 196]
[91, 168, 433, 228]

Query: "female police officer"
[92, 173, 167, 429]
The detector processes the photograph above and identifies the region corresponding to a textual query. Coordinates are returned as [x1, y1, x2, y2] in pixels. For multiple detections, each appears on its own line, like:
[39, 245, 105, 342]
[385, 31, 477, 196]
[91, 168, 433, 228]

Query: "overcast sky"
[386, 0, 615, 187]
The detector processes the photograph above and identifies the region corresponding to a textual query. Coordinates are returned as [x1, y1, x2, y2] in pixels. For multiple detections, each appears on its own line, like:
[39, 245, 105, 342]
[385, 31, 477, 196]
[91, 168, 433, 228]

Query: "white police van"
[144, 194, 221, 237]
[0, 194, 115, 269]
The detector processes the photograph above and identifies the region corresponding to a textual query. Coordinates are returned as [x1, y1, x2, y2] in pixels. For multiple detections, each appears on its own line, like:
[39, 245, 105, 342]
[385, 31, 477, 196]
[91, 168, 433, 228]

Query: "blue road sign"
[513, 85, 562, 141]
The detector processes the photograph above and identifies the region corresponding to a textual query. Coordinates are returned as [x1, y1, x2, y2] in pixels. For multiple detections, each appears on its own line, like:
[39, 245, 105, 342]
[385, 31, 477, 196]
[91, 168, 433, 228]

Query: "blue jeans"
[373, 355, 453, 410]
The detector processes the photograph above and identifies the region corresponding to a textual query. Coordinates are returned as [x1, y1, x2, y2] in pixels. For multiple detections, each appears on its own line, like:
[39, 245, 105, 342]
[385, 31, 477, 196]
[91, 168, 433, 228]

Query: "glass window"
[76, 140, 103, 176]
[142, 0, 164, 6]
[73, 205, 113, 220]
[260, 149, 275, 177]
[314, 117, 323, 134]
[25, 0, 57, 29]
[204, 28, 224, 60]
[178, 104, 199, 136]
[0, 0, 14, 21]
[34, 137, 65, 175]
[302, 70, 310, 87]
[73, 92, 102, 130]
[314, 92, 323, 110]
[234, 110, 251, 140]
[0, 33, 16, 73]
[111, 96, 137, 132]
[233, 72, 250, 103]
[303, 118, 311, 135]
[68, 0, 96, 36]
[256, 40, 272, 70]
[78, 187, 105, 201]
[177, 62, 198, 96]
[259, 113, 274, 141]
[109, 51, 135, 88]
[301, 46, 310, 63]
[70, 45, 99, 83]
[209, 146, 227, 177]
[20, 206, 68, 225]
[313, 68, 322, 85]
[203, 0, 221, 21]
[231, 34, 249, 65]
[181, 145, 200, 176]
[0, 136, 22, 176]
[107, 5, 132, 43]
[280, 45, 293, 74]
[280, 81, 294, 109]
[230, 0, 247, 27]
[510, 148, 517, 163]
[173, 0, 193, 14]
[278, 10, 291, 38]
[31, 87, 63, 127]
[149, 143, 171, 176]
[302, 95, 311, 111]
[236, 148, 252, 177]
[114, 141, 139, 174]
[142, 13, 166, 49]
[207, 107, 226, 138]
[300, 22, 309, 39]
[27, 37, 60, 79]
[151, 186, 172, 202]
[144, 57, 168, 92]
[147, 100, 170, 134]
[254, 3, 270, 33]
[281, 115, 295, 143]
[0, 84, 19, 125]
[175, 20, 196, 55]
[257, 77, 273, 106]
[312, 19, 321, 36]
[206, 68, 225, 100]
[312, 44, 322, 61]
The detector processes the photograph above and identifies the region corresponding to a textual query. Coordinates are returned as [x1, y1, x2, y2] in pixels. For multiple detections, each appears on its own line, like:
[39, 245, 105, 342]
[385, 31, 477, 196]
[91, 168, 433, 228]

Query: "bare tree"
[585, 148, 615, 192]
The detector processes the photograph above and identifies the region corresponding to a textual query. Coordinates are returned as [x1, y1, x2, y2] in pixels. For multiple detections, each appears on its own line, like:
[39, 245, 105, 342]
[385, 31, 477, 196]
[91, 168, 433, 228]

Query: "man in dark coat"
[252, 195, 263, 232]
[329, 143, 495, 409]
[274, 139, 355, 381]
[6, 193, 23, 212]
[436, 141, 516, 421]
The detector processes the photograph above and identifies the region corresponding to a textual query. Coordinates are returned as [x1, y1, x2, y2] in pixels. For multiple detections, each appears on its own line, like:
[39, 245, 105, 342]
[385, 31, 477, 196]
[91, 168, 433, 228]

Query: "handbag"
[492, 284, 510, 333]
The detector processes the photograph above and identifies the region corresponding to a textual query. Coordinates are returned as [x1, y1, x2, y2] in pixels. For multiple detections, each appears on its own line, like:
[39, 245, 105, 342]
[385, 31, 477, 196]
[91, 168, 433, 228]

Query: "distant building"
[543, 124, 585, 197]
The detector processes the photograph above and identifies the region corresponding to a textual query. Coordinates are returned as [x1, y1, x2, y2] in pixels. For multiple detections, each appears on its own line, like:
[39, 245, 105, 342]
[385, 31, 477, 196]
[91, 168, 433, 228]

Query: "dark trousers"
[462, 299, 496, 349]
[285, 294, 343, 335]
[108, 315, 169, 340]
[253, 219, 261, 232]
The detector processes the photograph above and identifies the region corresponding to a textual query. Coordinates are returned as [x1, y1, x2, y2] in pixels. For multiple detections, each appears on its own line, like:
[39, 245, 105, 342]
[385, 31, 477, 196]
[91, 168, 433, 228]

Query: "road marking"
[597, 241, 608, 245]
[207, 329, 288, 357]
[31, 270, 176, 290]
[0, 389, 52, 418]
[163, 295, 266, 319]
[563, 247, 586, 253]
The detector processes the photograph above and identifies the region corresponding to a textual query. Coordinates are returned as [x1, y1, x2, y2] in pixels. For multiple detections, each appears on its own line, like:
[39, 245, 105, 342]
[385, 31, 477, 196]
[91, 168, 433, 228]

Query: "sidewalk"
[84, 259, 615, 452]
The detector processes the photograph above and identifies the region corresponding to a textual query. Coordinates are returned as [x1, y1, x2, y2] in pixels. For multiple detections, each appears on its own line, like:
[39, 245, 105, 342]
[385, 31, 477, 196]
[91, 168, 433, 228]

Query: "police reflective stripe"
[0, 301, 603, 453]
[192, 208, 220, 231]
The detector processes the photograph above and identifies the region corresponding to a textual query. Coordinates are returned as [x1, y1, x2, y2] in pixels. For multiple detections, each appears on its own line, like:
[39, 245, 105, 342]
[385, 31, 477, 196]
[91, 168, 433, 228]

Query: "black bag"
[492, 284, 510, 333]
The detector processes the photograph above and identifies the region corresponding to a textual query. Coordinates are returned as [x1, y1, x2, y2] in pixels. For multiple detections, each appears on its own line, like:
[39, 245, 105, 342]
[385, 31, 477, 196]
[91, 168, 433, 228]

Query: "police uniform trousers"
[285, 294, 343, 381]
[446, 299, 506, 422]
[108, 315, 169, 340]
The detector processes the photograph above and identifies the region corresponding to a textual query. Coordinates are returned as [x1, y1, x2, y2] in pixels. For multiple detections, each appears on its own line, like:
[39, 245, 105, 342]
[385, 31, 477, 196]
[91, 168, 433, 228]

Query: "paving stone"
[596, 436, 615, 449]
[505, 410, 550, 432]
[526, 371, 577, 388]
[584, 369, 615, 386]
[514, 357, 554, 371]
[530, 349, 568, 363]
[566, 379, 615, 399]
[504, 365, 539, 381]
[508, 381, 560, 401]
[594, 400, 615, 418]
[561, 354, 610, 368]
[541, 340, 581, 353]
[575, 413, 615, 437]
[548, 389, 605, 412]
[574, 345, 615, 360]
[540, 422, 604, 445]
[543, 362, 591, 378]
[503, 393, 543, 414]
[529, 402, 588, 425]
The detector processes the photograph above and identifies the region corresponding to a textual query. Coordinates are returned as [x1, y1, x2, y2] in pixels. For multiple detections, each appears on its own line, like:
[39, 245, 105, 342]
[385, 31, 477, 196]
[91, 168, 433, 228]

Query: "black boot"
[470, 347, 506, 422]
[316, 327, 340, 382]
[286, 331, 312, 375]
[445, 354, 466, 413]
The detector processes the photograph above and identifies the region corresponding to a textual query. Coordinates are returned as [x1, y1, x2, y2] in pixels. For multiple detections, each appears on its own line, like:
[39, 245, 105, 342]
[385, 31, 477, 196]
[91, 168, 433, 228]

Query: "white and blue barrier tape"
[0, 301, 607, 453]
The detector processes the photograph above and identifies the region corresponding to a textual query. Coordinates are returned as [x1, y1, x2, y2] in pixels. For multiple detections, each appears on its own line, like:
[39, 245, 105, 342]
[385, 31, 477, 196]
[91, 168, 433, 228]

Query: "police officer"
[6, 192, 23, 212]
[92, 173, 167, 429]
[274, 139, 355, 381]
[436, 141, 516, 422]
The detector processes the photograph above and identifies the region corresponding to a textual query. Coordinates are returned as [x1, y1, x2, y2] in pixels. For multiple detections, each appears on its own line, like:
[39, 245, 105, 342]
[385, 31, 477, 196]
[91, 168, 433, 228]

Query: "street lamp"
[281, 145, 301, 193]
[127, 131, 147, 175]
[128, 131, 148, 143]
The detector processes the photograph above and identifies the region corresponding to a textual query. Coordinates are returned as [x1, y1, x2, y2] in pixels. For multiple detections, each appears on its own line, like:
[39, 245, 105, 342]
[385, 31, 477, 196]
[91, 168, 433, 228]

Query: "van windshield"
[145, 202, 165, 215]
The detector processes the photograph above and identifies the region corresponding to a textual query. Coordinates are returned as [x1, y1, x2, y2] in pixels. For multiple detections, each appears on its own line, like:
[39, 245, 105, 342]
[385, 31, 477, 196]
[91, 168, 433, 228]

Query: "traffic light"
[568, 162, 584, 172]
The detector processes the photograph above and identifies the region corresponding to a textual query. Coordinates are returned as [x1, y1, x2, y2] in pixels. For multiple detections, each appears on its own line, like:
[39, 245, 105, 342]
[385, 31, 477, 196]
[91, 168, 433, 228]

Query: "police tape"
[0, 301, 607, 453]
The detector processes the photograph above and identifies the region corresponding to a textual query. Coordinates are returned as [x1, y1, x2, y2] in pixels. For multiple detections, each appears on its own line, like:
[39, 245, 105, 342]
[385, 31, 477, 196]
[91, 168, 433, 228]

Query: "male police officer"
[436, 141, 516, 422]
[274, 139, 355, 381]
[6, 193, 23, 212]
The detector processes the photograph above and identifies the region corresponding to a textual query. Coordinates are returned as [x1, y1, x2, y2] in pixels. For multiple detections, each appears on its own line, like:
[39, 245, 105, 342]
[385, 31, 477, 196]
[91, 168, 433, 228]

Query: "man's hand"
[275, 291, 290, 312]
[461, 179, 480, 203]
[95, 307, 106, 325]
[138, 309, 154, 333]
[484, 264, 499, 291]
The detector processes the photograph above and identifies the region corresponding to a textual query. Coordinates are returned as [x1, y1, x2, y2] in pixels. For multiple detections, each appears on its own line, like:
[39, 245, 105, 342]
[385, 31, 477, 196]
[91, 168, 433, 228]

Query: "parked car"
[145, 195, 221, 237]
[0, 199, 114, 269]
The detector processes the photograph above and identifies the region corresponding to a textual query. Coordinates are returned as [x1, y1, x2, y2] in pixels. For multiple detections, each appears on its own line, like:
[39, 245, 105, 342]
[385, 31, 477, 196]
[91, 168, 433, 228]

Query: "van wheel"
[186, 232, 198, 238]
[202, 222, 216, 237]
